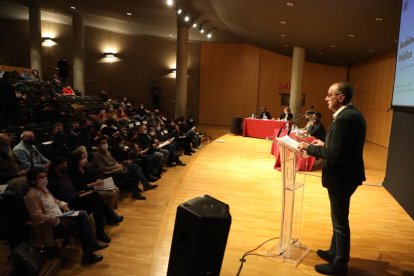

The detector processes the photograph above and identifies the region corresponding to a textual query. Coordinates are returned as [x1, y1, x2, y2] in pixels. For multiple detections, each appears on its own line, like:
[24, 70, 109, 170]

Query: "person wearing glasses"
[298, 82, 366, 275]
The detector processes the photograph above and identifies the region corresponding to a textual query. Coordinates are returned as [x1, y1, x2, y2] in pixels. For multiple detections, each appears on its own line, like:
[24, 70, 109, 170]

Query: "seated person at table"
[278, 106, 293, 121]
[302, 109, 315, 130]
[258, 106, 272, 119]
[307, 112, 326, 141]
[24, 167, 107, 264]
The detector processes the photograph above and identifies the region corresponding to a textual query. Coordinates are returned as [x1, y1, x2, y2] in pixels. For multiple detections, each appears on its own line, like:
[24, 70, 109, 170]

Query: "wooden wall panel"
[302, 62, 348, 128]
[256, 49, 292, 119]
[348, 52, 396, 147]
[199, 43, 260, 125]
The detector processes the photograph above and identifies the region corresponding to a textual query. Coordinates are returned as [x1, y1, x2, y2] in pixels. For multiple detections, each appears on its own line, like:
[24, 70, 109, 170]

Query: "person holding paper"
[47, 156, 121, 243]
[24, 167, 107, 264]
[298, 82, 366, 275]
[69, 150, 121, 212]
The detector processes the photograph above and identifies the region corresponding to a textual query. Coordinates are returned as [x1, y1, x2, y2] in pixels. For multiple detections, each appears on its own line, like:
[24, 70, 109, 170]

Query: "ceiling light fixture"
[126, 12, 132, 16]
[280, 21, 286, 24]
[70, 6, 76, 10]
[286, 2, 294, 7]
[207, 32, 212, 39]
[375, 17, 383, 22]
[347, 34, 355, 37]
[177, 9, 182, 15]
[281, 34, 286, 37]
[199, 25, 205, 34]
[192, 22, 197, 28]
[166, 0, 174, 6]
[331, 44, 336, 48]
[184, 15, 190, 22]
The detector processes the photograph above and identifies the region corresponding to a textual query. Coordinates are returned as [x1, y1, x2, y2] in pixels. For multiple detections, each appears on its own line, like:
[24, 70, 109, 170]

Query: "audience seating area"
[0, 71, 205, 274]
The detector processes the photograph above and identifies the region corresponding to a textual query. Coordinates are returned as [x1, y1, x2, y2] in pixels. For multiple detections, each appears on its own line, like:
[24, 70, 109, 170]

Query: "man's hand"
[298, 142, 309, 151]
[62, 204, 70, 212]
[311, 139, 325, 147]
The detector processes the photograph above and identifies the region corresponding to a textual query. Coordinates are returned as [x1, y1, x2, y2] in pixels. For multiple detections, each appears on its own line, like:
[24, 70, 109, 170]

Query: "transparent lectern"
[269, 135, 309, 266]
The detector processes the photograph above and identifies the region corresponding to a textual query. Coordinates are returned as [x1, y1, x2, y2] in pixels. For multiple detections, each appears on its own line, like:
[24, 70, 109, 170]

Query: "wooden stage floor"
[1, 125, 413, 275]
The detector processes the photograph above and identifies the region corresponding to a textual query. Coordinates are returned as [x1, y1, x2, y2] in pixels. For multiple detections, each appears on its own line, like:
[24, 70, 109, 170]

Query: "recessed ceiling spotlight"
[347, 34, 355, 37]
[166, 0, 174, 6]
[169, 34, 173, 37]
[375, 17, 383, 22]
[281, 34, 286, 37]
[184, 15, 190, 22]
[286, 2, 294, 7]
[126, 12, 132, 16]
[200, 28, 205, 34]
[280, 21, 286, 24]
[70, 6, 76, 10]
[192, 23, 197, 28]
[207, 33, 212, 39]
[331, 44, 336, 48]
[177, 9, 182, 14]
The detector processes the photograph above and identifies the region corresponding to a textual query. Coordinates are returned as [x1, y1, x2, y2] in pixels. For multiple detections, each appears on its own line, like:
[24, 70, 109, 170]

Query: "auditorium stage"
[1, 125, 413, 275]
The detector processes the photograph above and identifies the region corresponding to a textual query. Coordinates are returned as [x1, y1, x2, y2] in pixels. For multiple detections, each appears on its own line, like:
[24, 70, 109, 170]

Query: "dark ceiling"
[0, 0, 402, 65]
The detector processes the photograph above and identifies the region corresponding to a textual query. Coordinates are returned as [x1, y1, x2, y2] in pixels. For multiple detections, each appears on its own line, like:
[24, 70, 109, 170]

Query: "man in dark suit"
[298, 82, 366, 275]
[258, 106, 272, 119]
[278, 106, 293, 121]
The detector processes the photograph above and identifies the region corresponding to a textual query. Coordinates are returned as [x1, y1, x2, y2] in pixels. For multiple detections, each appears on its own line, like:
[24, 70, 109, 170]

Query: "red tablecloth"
[243, 118, 290, 138]
[271, 129, 316, 172]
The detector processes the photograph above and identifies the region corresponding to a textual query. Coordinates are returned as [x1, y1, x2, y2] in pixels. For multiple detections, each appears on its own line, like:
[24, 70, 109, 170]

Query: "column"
[175, 19, 189, 118]
[289, 47, 305, 117]
[29, 4, 42, 78]
[73, 13, 85, 96]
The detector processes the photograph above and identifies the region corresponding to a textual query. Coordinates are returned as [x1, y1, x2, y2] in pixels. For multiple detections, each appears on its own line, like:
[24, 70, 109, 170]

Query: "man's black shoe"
[82, 253, 103, 265]
[132, 193, 146, 200]
[176, 161, 186, 166]
[96, 232, 111, 243]
[106, 215, 124, 226]
[314, 263, 347, 275]
[144, 184, 158, 191]
[317, 249, 334, 263]
[92, 243, 108, 252]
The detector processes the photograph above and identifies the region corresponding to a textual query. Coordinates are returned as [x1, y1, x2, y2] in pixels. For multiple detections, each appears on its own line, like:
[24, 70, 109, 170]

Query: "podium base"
[267, 239, 309, 267]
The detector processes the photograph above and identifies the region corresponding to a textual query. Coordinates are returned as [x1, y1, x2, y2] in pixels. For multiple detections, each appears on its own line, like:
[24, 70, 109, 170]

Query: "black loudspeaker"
[230, 117, 243, 135]
[167, 195, 232, 276]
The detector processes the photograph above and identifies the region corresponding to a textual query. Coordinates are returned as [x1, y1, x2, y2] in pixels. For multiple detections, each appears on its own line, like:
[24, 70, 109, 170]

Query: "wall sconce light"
[42, 37, 57, 47]
[103, 52, 118, 63]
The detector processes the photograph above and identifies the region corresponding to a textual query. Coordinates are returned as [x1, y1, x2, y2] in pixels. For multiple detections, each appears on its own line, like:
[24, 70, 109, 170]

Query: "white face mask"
[149, 131, 156, 136]
[156, 127, 161, 131]
[38, 178, 48, 188]
[118, 143, 125, 148]
[80, 158, 87, 167]
[101, 144, 109, 150]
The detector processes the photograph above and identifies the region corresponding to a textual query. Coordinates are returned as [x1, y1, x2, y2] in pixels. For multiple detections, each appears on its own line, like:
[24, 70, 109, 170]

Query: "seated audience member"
[278, 106, 293, 121]
[31, 69, 41, 82]
[307, 112, 326, 141]
[49, 122, 70, 158]
[117, 106, 129, 121]
[47, 156, 120, 243]
[98, 90, 109, 102]
[136, 125, 165, 172]
[90, 136, 157, 200]
[0, 133, 28, 183]
[13, 131, 51, 170]
[69, 149, 120, 211]
[303, 109, 315, 130]
[174, 120, 195, 156]
[258, 106, 272, 119]
[97, 109, 109, 124]
[62, 84, 75, 95]
[64, 120, 83, 153]
[24, 167, 107, 264]
[153, 123, 185, 166]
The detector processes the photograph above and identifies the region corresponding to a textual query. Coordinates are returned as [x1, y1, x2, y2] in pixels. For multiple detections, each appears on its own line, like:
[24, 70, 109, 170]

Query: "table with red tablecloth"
[243, 118, 290, 139]
[271, 129, 316, 172]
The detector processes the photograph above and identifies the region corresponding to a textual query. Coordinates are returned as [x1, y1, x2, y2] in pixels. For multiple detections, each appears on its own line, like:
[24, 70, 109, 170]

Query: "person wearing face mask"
[69, 148, 121, 211]
[24, 167, 107, 264]
[90, 136, 157, 200]
[13, 131, 50, 170]
[136, 125, 165, 175]
[0, 133, 29, 183]
[64, 121, 84, 153]
[47, 156, 121, 243]
[154, 123, 186, 167]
